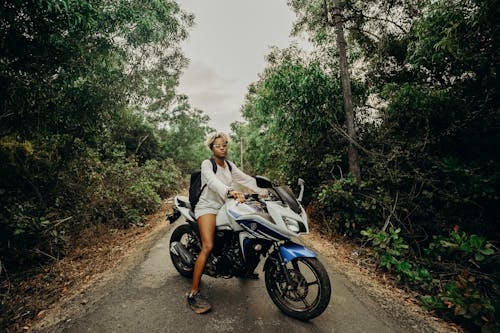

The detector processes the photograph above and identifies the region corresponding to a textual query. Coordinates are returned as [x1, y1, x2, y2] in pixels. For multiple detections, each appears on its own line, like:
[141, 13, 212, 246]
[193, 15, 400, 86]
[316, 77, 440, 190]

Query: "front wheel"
[264, 257, 331, 321]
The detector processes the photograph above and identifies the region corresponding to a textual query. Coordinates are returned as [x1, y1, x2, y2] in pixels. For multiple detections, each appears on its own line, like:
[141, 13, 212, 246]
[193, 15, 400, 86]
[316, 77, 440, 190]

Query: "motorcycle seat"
[175, 196, 197, 222]
[177, 197, 192, 209]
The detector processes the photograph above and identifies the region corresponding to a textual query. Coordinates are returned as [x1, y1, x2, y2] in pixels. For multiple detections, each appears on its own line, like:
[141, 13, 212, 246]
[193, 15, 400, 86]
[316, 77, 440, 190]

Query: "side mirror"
[255, 175, 273, 189]
[297, 178, 305, 202]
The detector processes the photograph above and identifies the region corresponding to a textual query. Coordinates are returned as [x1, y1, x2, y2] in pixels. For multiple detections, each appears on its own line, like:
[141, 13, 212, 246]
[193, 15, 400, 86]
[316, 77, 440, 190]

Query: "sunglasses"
[213, 144, 228, 149]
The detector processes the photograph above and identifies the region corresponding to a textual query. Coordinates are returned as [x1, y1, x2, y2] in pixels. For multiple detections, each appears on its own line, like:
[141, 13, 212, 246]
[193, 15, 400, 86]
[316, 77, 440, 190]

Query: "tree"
[237, 47, 366, 187]
[289, 0, 362, 180]
[0, 0, 199, 270]
[327, 0, 360, 180]
[159, 95, 213, 172]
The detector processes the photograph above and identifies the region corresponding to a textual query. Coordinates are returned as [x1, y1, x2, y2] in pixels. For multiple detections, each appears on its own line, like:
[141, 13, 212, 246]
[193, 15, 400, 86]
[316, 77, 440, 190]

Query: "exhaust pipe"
[170, 241, 195, 267]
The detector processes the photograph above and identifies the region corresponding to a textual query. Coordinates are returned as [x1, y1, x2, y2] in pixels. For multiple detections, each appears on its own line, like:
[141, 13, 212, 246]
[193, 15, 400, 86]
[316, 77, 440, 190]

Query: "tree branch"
[382, 192, 399, 232]
[135, 135, 149, 154]
[356, 12, 409, 34]
[326, 118, 385, 158]
[0, 112, 14, 121]
[349, 26, 382, 42]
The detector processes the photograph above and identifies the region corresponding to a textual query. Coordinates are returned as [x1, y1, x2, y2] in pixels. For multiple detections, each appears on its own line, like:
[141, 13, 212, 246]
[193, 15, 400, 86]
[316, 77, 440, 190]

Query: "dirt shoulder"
[1, 200, 175, 333]
[3, 201, 463, 332]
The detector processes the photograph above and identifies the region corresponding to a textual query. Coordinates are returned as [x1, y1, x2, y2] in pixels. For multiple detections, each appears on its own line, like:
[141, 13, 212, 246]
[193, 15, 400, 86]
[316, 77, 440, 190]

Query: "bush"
[315, 176, 391, 236]
[0, 138, 183, 270]
[421, 275, 498, 333]
[67, 151, 182, 228]
[312, 171, 499, 331]
[362, 226, 499, 331]
[0, 135, 74, 267]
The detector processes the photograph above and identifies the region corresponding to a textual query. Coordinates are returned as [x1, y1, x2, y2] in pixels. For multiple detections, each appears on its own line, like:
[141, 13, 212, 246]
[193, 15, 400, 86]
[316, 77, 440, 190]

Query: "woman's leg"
[191, 214, 216, 293]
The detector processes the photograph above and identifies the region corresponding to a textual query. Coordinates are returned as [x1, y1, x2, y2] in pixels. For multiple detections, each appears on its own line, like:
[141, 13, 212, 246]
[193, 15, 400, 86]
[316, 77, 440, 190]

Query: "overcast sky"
[177, 0, 307, 134]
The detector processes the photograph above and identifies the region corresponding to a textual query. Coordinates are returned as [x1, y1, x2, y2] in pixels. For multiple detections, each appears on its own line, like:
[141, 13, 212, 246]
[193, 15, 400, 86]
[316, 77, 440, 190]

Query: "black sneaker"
[187, 290, 212, 314]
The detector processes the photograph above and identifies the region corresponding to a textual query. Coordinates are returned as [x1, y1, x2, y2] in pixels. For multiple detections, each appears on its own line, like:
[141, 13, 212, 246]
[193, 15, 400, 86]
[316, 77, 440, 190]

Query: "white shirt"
[194, 159, 266, 218]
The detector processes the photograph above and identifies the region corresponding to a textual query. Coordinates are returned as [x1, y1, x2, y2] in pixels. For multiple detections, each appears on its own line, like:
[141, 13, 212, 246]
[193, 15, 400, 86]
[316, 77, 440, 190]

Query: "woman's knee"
[201, 241, 214, 254]
[197, 214, 216, 255]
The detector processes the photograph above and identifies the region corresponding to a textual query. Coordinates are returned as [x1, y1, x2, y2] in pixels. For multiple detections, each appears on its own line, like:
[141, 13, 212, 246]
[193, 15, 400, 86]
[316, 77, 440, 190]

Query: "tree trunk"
[240, 138, 244, 171]
[328, 0, 361, 181]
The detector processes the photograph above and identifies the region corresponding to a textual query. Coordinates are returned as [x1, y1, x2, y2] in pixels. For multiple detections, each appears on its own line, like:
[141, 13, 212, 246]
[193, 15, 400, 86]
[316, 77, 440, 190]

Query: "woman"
[187, 131, 266, 314]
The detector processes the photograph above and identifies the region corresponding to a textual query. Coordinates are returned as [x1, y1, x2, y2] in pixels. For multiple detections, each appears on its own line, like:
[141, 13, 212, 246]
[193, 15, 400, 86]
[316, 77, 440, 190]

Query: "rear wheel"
[264, 257, 331, 321]
[169, 224, 199, 278]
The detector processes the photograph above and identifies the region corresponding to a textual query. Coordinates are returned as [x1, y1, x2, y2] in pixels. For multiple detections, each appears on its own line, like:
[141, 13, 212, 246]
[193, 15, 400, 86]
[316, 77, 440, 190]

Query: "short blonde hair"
[205, 131, 230, 150]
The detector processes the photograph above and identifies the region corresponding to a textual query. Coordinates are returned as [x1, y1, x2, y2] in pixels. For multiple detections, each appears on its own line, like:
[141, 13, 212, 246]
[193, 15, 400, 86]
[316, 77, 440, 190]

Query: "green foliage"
[361, 227, 409, 259]
[81, 156, 181, 227]
[426, 231, 496, 264]
[361, 227, 433, 286]
[421, 275, 498, 333]
[1, 0, 193, 139]
[316, 177, 376, 235]
[159, 97, 213, 172]
[237, 47, 366, 189]
[0, 137, 184, 267]
[362, 226, 498, 329]
[0, 136, 34, 162]
[0, 0, 208, 274]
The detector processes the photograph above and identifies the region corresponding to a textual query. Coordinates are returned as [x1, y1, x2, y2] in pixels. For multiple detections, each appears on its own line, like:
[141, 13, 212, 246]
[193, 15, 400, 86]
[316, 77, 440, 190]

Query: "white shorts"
[194, 207, 219, 220]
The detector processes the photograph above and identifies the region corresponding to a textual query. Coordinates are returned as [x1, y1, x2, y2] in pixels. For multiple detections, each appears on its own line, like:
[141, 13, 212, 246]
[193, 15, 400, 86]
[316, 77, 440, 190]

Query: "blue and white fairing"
[224, 198, 316, 263]
[224, 200, 303, 239]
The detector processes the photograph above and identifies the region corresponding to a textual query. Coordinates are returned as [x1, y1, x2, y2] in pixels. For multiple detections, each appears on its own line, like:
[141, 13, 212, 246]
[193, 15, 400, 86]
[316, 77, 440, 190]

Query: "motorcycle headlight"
[282, 216, 300, 233]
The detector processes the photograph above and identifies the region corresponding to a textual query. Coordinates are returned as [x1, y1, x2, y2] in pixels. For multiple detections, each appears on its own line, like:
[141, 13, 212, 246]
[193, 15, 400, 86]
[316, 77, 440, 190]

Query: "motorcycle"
[167, 176, 331, 320]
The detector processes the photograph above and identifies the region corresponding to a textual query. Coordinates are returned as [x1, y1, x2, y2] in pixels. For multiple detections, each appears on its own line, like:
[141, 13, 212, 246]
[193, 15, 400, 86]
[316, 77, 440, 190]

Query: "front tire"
[264, 257, 331, 321]
[169, 224, 199, 278]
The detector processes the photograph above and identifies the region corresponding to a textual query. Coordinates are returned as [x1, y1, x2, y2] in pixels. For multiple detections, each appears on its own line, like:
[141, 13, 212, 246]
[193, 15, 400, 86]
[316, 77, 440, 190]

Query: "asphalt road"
[39, 218, 423, 333]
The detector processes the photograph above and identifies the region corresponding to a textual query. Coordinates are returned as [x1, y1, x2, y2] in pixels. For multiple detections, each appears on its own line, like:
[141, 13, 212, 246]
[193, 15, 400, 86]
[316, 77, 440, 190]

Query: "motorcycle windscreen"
[274, 186, 302, 214]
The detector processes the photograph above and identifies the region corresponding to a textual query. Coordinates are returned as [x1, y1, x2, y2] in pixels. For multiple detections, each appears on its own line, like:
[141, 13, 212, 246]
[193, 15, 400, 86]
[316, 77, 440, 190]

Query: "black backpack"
[188, 158, 233, 210]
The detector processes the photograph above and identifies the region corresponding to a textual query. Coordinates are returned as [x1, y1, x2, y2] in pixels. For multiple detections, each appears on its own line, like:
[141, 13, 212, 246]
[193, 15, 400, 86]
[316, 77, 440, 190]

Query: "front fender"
[279, 242, 317, 263]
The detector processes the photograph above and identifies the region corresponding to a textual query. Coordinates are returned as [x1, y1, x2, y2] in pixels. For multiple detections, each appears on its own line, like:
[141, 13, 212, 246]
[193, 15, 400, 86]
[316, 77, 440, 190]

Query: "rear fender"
[169, 196, 199, 235]
[173, 196, 197, 222]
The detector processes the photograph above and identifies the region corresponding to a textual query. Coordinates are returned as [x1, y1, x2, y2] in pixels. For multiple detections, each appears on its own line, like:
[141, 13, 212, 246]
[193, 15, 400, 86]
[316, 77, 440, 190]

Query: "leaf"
[474, 253, 485, 262]
[469, 235, 484, 248]
[440, 240, 458, 248]
[480, 247, 494, 256]
[14, 228, 25, 236]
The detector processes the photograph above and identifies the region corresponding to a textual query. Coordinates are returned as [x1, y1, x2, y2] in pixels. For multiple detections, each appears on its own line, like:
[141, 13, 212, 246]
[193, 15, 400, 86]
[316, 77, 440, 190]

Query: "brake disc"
[280, 269, 309, 302]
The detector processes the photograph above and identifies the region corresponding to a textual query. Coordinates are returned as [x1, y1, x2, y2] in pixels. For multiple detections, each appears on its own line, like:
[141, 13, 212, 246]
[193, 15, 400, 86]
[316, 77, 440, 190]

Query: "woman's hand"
[229, 191, 246, 203]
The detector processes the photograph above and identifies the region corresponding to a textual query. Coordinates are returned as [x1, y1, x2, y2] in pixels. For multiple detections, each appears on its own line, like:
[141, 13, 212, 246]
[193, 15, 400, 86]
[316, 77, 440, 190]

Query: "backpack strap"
[209, 158, 233, 173]
[209, 158, 217, 173]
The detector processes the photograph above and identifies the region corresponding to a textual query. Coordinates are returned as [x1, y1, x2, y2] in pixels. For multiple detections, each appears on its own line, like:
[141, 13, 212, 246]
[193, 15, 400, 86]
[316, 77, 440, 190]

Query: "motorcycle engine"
[205, 231, 244, 278]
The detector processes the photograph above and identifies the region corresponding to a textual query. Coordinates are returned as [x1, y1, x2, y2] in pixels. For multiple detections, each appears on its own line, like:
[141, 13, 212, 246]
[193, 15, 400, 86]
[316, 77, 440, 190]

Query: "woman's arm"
[229, 162, 268, 195]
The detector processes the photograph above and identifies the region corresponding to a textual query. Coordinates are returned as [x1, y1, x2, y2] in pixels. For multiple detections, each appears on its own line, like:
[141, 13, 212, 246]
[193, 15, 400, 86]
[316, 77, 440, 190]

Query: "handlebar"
[227, 193, 260, 200]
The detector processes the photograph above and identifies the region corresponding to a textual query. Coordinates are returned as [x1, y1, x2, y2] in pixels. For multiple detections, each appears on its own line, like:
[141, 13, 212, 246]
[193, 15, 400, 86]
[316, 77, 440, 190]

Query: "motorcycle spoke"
[306, 280, 319, 287]
[301, 298, 311, 308]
